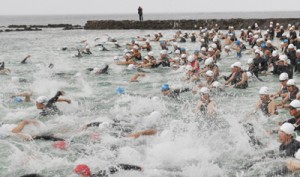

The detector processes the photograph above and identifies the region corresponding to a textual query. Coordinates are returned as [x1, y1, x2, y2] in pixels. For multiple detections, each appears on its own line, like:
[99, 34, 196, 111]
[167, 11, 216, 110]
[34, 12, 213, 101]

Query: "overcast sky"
[1, 0, 300, 15]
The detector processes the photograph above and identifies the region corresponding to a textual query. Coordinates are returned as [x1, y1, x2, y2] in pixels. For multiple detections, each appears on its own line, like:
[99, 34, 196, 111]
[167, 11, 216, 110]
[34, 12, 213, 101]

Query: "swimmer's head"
[116, 86, 125, 95]
[36, 96, 48, 109]
[74, 164, 91, 176]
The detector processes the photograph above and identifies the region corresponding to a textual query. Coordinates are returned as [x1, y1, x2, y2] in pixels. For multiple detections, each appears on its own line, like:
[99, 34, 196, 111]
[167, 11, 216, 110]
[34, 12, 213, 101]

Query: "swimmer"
[36, 91, 71, 116]
[161, 83, 190, 99]
[0, 62, 11, 74]
[74, 163, 142, 177]
[255, 87, 277, 116]
[194, 87, 217, 116]
[87, 65, 109, 74]
[12, 91, 32, 102]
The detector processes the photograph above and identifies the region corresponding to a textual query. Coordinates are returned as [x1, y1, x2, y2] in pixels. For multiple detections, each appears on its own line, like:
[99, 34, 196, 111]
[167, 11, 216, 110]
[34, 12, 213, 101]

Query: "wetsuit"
[191, 35, 196, 42]
[295, 57, 300, 72]
[34, 135, 64, 141]
[288, 87, 299, 102]
[273, 64, 293, 78]
[20, 174, 44, 177]
[290, 31, 297, 40]
[287, 50, 297, 66]
[231, 71, 248, 89]
[39, 91, 63, 116]
[260, 100, 272, 116]
[161, 57, 171, 67]
[279, 139, 300, 157]
[168, 88, 190, 99]
[91, 164, 142, 177]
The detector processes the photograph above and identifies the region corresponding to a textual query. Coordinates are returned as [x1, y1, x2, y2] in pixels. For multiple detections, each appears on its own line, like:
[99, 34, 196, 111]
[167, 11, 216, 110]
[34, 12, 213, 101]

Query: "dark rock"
[84, 19, 300, 30]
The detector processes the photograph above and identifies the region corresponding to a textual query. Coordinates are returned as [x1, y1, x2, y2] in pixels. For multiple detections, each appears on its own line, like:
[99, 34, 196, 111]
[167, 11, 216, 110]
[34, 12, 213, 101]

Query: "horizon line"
[0, 10, 299, 16]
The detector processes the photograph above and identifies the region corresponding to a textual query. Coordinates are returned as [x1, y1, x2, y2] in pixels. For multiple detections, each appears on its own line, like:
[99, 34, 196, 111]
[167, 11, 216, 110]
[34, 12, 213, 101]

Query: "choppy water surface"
[0, 28, 299, 177]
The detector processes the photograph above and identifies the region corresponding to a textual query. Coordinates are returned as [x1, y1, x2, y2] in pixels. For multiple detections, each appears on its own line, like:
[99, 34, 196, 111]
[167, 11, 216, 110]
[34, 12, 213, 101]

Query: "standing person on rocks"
[138, 6, 143, 21]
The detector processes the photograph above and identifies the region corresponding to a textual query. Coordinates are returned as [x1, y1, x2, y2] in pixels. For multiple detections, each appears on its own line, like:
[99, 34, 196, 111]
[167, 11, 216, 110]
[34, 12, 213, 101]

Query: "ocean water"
[0, 26, 298, 176]
[0, 11, 300, 26]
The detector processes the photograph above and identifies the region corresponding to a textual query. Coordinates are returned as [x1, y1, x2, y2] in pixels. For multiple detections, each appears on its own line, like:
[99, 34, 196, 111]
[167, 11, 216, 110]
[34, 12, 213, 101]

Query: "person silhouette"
[138, 6, 143, 21]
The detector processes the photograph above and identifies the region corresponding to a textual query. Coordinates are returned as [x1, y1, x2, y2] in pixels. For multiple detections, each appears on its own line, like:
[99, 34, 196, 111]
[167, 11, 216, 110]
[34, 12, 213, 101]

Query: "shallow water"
[0, 28, 299, 177]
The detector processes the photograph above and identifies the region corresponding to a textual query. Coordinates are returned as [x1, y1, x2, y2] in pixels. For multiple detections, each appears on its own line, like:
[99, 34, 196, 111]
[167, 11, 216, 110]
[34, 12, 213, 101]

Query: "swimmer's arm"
[268, 101, 278, 115]
[277, 95, 289, 107]
[57, 98, 71, 104]
[224, 72, 236, 85]
[255, 100, 262, 112]
[179, 88, 190, 93]
[12, 119, 38, 133]
[287, 159, 300, 172]
[207, 102, 217, 116]
[128, 129, 157, 139]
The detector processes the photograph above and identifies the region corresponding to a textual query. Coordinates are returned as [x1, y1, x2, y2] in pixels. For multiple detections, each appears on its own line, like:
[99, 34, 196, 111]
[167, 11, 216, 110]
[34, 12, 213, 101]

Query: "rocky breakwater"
[0, 24, 83, 33]
[84, 19, 300, 30]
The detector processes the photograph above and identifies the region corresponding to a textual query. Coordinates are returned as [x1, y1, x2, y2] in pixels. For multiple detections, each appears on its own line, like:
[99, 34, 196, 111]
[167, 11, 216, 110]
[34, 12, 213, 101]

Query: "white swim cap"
[211, 43, 217, 49]
[289, 100, 300, 110]
[36, 96, 48, 104]
[205, 57, 213, 66]
[259, 86, 270, 95]
[232, 62, 242, 68]
[288, 44, 295, 49]
[200, 87, 210, 94]
[224, 46, 230, 50]
[175, 49, 180, 54]
[125, 53, 131, 57]
[173, 57, 180, 61]
[272, 50, 278, 57]
[187, 56, 195, 62]
[296, 49, 300, 54]
[201, 47, 206, 51]
[208, 48, 214, 52]
[279, 73, 289, 81]
[287, 79, 296, 86]
[93, 67, 101, 73]
[181, 54, 187, 58]
[255, 49, 261, 54]
[280, 123, 294, 135]
[133, 45, 139, 50]
[144, 56, 150, 60]
[148, 51, 154, 56]
[212, 81, 221, 88]
[279, 55, 288, 61]
[206, 70, 214, 77]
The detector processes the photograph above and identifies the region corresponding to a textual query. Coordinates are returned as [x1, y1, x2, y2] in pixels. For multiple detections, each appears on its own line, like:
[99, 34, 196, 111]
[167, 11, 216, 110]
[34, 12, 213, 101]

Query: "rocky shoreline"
[84, 18, 300, 30]
[0, 24, 83, 33]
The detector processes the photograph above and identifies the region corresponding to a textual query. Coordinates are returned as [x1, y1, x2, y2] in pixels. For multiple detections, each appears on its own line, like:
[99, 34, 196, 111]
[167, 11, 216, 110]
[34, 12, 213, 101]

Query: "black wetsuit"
[33, 135, 64, 141]
[168, 88, 190, 99]
[273, 64, 293, 78]
[20, 174, 44, 177]
[231, 71, 248, 89]
[295, 57, 300, 72]
[288, 87, 299, 102]
[279, 139, 300, 157]
[191, 35, 196, 42]
[260, 100, 276, 116]
[39, 91, 63, 116]
[287, 50, 297, 66]
[91, 164, 142, 177]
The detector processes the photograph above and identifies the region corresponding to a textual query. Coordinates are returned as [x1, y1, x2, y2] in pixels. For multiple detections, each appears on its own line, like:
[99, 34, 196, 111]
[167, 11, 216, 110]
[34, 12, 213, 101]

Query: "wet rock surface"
[84, 19, 300, 30]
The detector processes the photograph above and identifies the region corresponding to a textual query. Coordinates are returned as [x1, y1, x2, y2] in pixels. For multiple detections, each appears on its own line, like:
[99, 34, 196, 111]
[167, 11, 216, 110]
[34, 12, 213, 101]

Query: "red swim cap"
[53, 141, 68, 150]
[74, 164, 91, 176]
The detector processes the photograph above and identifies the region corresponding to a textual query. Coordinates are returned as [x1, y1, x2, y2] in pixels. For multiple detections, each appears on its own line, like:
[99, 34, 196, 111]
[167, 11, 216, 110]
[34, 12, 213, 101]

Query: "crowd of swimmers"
[3, 21, 300, 176]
